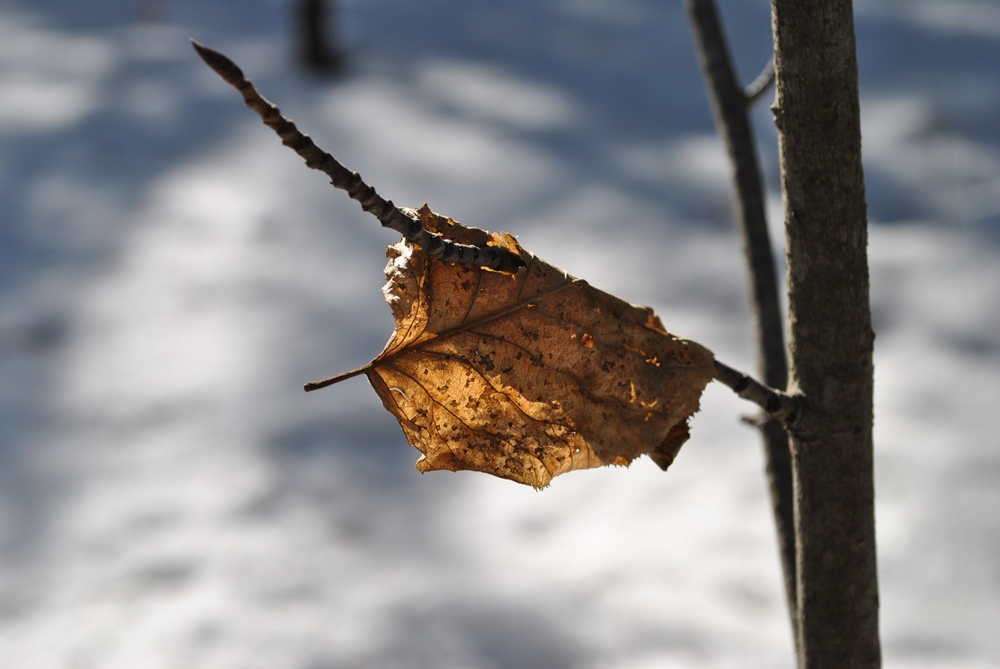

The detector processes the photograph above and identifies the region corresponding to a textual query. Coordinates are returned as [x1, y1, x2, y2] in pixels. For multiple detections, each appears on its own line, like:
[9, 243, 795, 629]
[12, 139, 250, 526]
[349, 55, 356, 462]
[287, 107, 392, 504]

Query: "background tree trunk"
[683, 0, 797, 642]
[770, 1, 881, 667]
[298, 0, 341, 72]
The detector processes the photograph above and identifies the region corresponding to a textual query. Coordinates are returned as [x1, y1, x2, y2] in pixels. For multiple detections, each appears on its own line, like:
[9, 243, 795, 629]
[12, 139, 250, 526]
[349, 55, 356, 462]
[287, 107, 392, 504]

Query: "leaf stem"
[304, 364, 373, 392]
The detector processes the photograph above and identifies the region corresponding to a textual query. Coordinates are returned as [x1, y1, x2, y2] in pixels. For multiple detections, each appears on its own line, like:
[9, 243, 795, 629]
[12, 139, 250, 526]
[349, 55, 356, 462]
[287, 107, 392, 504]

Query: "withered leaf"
[192, 41, 723, 487]
[330, 206, 716, 488]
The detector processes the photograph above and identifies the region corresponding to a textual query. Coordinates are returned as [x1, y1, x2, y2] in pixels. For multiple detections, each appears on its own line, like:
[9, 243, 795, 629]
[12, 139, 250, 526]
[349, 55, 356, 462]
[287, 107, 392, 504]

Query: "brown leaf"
[352, 206, 716, 487]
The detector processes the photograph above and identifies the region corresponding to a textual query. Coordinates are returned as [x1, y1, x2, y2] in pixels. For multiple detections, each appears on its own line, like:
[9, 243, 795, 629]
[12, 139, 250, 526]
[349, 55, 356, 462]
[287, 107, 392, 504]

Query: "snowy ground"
[1, 1, 998, 667]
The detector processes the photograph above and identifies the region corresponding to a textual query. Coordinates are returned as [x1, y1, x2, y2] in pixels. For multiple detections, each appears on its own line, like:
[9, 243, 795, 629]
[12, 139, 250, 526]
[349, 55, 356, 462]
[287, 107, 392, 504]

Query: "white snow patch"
[0, 13, 114, 133]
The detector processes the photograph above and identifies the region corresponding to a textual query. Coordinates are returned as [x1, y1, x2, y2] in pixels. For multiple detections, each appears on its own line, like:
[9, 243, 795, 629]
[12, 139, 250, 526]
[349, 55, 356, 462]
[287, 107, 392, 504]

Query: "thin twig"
[744, 58, 775, 105]
[191, 40, 523, 274]
[713, 360, 799, 423]
[684, 0, 798, 637]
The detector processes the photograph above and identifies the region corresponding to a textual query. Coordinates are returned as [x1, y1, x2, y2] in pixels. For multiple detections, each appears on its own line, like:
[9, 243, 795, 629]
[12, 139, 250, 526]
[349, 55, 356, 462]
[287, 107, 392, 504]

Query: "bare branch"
[191, 40, 523, 274]
[744, 58, 775, 106]
[713, 360, 799, 423]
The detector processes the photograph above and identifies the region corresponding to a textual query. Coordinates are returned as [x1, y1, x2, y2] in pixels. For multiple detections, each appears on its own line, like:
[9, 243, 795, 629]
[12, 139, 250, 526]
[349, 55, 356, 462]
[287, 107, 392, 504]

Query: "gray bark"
[769, 1, 881, 667]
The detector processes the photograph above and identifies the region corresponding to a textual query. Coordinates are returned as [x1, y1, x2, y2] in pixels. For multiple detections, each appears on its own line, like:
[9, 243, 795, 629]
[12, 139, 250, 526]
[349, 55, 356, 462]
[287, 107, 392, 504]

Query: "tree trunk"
[770, 1, 881, 667]
[298, 0, 341, 72]
[683, 0, 797, 639]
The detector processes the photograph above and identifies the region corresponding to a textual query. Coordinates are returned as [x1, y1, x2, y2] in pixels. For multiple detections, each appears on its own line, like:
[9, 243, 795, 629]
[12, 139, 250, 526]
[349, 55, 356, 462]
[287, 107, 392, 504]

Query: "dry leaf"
[341, 206, 716, 487]
[191, 42, 734, 486]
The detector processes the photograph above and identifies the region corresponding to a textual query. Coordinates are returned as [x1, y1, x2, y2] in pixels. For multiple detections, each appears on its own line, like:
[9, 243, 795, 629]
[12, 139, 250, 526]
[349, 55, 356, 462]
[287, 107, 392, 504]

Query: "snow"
[1, 0, 998, 667]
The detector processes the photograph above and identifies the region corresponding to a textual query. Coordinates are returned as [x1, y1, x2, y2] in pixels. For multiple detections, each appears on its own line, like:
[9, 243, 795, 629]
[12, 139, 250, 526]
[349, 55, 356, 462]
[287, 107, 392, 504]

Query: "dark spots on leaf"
[475, 350, 496, 372]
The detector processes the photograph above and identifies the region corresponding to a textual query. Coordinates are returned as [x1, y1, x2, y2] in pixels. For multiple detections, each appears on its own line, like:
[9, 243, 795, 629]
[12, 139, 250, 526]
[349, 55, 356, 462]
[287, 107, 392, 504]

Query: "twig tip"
[190, 39, 245, 86]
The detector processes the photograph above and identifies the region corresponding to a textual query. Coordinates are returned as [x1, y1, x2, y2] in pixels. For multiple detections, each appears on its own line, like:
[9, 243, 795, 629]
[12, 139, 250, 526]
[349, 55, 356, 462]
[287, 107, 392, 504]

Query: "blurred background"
[1, 0, 998, 667]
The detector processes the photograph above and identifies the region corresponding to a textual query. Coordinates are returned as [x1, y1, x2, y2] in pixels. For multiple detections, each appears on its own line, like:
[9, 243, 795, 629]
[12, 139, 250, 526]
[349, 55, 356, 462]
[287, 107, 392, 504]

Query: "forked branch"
[191, 40, 523, 273]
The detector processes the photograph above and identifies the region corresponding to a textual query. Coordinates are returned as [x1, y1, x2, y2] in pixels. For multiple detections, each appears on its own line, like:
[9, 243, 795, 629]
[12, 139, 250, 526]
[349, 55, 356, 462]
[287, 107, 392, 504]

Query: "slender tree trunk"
[683, 0, 797, 641]
[770, 1, 881, 667]
[298, 0, 341, 72]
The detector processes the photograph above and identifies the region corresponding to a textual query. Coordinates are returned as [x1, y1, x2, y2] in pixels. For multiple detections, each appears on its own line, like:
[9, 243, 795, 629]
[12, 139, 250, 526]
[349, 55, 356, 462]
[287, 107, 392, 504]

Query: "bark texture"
[770, 1, 881, 667]
[684, 0, 797, 633]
